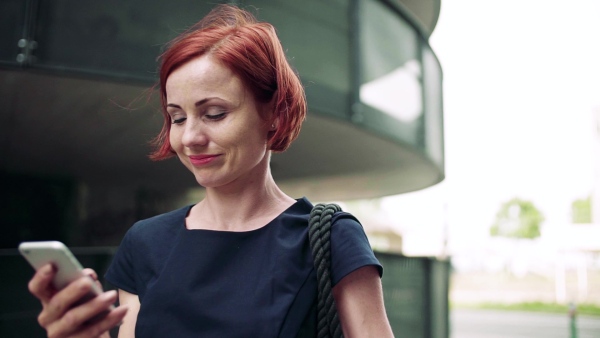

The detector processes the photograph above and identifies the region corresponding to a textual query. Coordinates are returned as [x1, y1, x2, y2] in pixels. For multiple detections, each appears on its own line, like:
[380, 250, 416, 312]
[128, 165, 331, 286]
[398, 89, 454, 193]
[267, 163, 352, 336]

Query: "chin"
[192, 174, 224, 189]
[193, 176, 211, 188]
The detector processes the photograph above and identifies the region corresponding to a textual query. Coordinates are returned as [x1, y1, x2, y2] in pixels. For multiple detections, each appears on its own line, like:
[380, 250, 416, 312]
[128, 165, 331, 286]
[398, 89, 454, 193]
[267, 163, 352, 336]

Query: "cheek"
[235, 126, 268, 149]
[168, 128, 181, 150]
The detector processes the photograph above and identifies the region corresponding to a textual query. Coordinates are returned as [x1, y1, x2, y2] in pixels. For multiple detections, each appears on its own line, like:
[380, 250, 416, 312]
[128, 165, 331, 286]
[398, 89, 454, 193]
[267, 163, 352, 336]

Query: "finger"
[82, 268, 98, 281]
[70, 305, 128, 338]
[82, 269, 104, 291]
[38, 276, 95, 327]
[93, 279, 104, 292]
[28, 264, 57, 302]
[46, 290, 122, 338]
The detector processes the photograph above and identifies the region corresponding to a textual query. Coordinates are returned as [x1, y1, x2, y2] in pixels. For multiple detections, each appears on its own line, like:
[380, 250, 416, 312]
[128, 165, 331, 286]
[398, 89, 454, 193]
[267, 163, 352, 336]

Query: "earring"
[271, 123, 276, 130]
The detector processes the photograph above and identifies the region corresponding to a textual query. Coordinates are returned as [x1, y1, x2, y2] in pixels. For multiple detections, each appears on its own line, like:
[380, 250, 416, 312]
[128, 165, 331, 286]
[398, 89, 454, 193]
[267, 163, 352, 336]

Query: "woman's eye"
[205, 112, 227, 121]
[172, 117, 187, 125]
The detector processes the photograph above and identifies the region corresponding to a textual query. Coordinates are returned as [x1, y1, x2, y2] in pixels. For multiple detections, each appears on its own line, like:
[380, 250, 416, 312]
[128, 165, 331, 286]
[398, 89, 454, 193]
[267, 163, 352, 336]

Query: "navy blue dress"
[105, 198, 382, 337]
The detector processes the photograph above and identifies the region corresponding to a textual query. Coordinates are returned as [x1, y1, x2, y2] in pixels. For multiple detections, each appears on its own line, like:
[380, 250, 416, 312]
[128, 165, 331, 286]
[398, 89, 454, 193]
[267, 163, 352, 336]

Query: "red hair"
[149, 4, 306, 160]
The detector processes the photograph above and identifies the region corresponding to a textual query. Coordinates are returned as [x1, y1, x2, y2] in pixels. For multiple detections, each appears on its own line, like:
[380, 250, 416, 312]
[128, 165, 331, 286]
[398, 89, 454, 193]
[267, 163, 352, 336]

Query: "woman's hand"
[28, 264, 128, 338]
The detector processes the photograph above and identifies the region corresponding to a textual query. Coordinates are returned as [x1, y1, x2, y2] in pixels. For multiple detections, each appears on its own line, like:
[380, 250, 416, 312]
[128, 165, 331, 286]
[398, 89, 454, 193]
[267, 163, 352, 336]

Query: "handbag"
[308, 203, 344, 338]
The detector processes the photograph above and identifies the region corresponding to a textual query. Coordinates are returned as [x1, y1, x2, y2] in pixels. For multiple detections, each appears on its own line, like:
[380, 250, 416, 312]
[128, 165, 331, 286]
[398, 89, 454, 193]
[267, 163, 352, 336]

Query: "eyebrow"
[166, 97, 216, 109]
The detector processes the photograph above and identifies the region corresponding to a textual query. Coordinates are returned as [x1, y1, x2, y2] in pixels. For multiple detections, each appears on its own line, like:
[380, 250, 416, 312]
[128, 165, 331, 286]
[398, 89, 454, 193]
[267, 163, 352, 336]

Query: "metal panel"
[376, 253, 451, 338]
[0, 0, 28, 64]
[31, 0, 220, 80]
[0, 173, 76, 249]
[378, 254, 428, 336]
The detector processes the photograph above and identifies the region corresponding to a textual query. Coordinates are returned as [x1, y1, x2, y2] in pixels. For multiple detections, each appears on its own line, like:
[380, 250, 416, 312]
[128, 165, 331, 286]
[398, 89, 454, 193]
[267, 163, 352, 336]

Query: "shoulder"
[329, 211, 370, 248]
[105, 205, 191, 284]
[325, 208, 383, 284]
[332, 211, 361, 226]
[309, 205, 364, 235]
[123, 205, 192, 246]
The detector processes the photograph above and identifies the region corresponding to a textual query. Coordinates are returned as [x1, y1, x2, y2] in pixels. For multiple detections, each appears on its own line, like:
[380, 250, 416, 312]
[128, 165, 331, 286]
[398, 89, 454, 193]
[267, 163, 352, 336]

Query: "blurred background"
[1, 0, 599, 337]
[340, 1, 600, 336]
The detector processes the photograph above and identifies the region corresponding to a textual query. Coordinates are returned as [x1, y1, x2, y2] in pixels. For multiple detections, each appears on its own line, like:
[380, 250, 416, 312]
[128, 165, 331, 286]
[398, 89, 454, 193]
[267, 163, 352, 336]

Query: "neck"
[187, 157, 296, 231]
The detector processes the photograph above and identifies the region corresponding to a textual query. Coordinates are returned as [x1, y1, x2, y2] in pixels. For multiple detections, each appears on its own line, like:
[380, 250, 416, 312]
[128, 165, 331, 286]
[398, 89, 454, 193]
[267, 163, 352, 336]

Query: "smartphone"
[20, 241, 115, 324]
[20, 240, 116, 305]
[19, 241, 99, 291]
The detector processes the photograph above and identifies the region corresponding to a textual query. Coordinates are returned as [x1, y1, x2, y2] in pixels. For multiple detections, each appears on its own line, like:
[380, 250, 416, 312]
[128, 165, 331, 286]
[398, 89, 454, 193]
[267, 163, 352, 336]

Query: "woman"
[28, 4, 393, 337]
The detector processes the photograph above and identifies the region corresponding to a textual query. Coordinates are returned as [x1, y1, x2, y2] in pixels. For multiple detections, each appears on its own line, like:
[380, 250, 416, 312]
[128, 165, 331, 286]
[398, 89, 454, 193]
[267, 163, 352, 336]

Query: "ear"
[270, 116, 279, 131]
[263, 93, 278, 130]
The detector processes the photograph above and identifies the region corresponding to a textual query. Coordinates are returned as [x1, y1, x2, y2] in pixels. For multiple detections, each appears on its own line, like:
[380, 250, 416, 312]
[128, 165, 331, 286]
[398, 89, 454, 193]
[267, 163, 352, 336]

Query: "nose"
[181, 118, 209, 148]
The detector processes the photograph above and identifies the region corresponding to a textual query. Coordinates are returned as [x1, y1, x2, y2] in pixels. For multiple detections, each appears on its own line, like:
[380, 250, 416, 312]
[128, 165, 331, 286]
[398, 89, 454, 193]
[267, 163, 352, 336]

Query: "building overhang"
[0, 0, 444, 201]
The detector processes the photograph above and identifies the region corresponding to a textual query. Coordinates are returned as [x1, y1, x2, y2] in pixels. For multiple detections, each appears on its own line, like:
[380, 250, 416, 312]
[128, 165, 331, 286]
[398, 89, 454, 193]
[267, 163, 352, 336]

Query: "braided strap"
[308, 203, 344, 338]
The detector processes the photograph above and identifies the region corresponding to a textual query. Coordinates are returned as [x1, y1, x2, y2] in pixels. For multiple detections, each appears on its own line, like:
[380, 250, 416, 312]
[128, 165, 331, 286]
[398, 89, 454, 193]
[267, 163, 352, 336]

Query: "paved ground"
[451, 309, 600, 338]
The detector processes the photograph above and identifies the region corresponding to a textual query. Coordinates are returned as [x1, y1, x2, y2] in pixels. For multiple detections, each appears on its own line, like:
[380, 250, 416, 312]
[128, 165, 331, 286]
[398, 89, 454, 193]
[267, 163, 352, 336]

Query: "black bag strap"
[308, 203, 344, 338]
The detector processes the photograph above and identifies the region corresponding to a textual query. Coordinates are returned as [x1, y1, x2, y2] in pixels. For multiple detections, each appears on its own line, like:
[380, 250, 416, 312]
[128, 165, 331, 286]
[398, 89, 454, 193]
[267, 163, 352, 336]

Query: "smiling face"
[165, 54, 273, 189]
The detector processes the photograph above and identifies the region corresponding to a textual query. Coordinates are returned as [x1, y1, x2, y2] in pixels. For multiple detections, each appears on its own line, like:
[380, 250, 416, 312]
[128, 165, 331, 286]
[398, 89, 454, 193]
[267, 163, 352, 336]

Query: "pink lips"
[189, 154, 221, 166]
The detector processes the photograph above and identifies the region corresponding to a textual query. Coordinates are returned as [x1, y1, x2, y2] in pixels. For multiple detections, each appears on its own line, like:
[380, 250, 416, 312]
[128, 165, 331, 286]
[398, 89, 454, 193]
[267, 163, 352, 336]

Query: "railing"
[377, 253, 450, 338]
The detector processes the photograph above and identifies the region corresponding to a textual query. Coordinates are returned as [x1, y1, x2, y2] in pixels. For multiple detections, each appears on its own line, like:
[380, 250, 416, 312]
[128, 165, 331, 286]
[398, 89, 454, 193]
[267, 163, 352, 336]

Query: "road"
[452, 309, 600, 338]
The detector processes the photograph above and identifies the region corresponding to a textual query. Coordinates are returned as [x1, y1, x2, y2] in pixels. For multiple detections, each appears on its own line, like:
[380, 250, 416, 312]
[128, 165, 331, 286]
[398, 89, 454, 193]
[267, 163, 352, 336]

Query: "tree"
[571, 195, 592, 223]
[490, 198, 544, 239]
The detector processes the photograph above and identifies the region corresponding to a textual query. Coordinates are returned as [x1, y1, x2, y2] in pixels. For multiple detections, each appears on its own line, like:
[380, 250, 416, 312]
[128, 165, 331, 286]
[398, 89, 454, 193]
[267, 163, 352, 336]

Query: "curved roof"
[0, 0, 444, 201]
[0, 70, 442, 201]
[395, 0, 442, 37]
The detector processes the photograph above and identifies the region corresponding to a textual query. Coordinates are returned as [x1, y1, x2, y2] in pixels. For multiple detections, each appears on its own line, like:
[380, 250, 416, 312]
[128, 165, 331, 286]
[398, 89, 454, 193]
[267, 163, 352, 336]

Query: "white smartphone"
[19, 241, 115, 323]
[19, 241, 105, 296]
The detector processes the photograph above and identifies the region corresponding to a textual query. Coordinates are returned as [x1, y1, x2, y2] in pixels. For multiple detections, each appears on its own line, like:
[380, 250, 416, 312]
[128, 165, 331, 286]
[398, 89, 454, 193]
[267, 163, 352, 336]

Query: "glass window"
[32, 0, 215, 79]
[359, 0, 423, 126]
[422, 44, 444, 167]
[253, 0, 351, 118]
[0, 0, 27, 63]
[255, 0, 351, 94]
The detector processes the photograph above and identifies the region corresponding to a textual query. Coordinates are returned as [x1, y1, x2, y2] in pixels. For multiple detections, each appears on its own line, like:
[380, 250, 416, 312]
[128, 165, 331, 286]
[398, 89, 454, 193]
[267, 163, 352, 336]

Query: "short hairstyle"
[150, 4, 306, 160]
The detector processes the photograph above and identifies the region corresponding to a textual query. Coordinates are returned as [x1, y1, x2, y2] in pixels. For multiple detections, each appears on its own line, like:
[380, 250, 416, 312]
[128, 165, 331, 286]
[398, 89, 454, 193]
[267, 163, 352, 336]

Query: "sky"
[376, 0, 600, 255]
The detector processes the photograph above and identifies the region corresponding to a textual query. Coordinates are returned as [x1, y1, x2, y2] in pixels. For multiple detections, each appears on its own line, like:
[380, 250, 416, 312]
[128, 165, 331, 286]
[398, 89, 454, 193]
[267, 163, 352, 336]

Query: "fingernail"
[41, 264, 53, 275]
[84, 270, 98, 280]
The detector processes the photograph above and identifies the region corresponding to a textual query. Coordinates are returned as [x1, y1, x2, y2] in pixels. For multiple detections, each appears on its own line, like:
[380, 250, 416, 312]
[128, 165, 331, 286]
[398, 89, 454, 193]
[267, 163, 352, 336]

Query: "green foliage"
[490, 198, 544, 239]
[572, 195, 592, 223]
